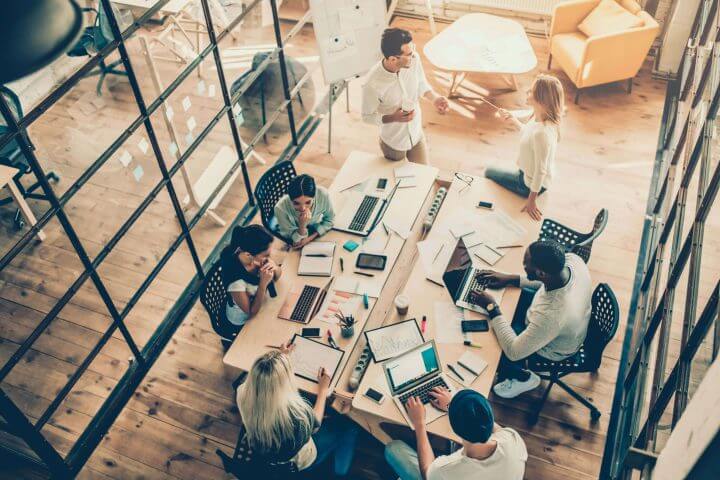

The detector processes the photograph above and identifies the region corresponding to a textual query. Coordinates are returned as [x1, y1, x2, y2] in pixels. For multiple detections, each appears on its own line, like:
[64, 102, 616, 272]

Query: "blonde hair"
[531, 74, 565, 139]
[237, 350, 315, 451]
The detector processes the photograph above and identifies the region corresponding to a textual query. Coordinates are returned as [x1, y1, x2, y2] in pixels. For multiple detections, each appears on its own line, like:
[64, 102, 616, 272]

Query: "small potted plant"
[336, 311, 356, 338]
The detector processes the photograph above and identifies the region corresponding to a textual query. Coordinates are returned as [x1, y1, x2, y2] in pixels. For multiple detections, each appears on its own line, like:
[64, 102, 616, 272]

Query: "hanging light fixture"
[0, 0, 84, 84]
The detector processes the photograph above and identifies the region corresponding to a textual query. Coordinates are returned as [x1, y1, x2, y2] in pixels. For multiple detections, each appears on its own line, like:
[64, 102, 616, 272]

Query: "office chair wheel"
[15, 218, 25, 230]
[590, 409, 601, 421]
[48, 172, 60, 183]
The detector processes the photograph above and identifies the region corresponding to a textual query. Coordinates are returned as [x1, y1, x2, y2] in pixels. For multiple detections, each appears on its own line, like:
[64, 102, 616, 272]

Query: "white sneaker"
[492, 372, 541, 399]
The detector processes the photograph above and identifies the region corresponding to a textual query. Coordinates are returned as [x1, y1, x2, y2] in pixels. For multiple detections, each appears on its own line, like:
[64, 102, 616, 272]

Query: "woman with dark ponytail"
[274, 174, 335, 248]
[220, 224, 282, 328]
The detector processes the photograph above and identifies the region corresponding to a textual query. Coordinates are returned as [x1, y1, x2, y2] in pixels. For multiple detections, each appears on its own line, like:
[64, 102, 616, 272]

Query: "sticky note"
[197, 80, 206, 95]
[168, 142, 178, 156]
[132, 165, 144, 182]
[185, 132, 194, 145]
[186, 116, 197, 132]
[165, 105, 174, 120]
[118, 150, 132, 167]
[182, 96, 192, 111]
[208, 84, 216, 98]
[138, 137, 149, 155]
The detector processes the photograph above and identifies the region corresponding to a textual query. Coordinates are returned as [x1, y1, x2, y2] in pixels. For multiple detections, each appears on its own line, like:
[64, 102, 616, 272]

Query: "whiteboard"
[309, 0, 387, 83]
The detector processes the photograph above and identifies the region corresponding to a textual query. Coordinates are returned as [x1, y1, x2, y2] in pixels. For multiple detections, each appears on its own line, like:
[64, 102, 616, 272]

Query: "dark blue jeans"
[308, 414, 360, 476]
[485, 167, 546, 198]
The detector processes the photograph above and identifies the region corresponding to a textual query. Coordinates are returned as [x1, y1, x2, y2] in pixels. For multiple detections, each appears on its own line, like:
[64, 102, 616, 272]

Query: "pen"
[327, 329, 339, 349]
[433, 244, 444, 263]
[463, 340, 483, 349]
[457, 360, 479, 376]
[427, 278, 443, 287]
[265, 345, 282, 349]
[355, 271, 375, 277]
[421, 315, 427, 333]
[340, 258, 344, 272]
[447, 364, 465, 382]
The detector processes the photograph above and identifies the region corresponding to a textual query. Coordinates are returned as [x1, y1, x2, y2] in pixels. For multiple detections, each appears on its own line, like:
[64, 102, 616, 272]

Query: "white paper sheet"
[417, 238, 453, 283]
[433, 301, 465, 344]
[334, 275, 382, 298]
[289, 336, 344, 383]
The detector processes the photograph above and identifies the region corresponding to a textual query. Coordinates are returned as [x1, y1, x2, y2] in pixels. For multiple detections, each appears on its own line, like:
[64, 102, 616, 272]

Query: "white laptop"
[333, 181, 399, 236]
[382, 340, 455, 428]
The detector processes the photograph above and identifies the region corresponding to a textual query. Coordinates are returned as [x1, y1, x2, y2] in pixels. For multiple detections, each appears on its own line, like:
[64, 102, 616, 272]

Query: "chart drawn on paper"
[365, 319, 424, 362]
[289, 335, 344, 383]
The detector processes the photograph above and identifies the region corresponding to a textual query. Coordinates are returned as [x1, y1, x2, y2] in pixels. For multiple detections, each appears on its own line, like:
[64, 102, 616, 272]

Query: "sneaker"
[492, 372, 541, 399]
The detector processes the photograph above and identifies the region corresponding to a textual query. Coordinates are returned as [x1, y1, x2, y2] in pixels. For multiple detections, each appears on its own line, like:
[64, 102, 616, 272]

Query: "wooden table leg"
[6, 182, 46, 241]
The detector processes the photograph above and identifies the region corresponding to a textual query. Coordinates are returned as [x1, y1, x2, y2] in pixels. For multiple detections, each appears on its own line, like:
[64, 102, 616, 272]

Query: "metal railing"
[601, 1, 720, 477]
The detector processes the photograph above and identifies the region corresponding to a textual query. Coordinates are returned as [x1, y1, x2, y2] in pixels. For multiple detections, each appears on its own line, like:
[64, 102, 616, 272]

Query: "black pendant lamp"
[0, 0, 84, 84]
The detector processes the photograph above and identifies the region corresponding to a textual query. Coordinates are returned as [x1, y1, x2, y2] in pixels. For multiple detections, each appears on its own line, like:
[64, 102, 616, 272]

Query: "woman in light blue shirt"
[274, 174, 335, 249]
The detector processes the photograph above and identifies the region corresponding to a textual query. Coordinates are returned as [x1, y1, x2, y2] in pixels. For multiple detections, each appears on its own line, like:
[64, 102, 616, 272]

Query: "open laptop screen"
[442, 238, 473, 303]
[385, 342, 439, 393]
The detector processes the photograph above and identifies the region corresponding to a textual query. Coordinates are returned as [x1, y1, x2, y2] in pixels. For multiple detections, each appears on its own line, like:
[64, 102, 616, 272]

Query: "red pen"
[327, 329, 339, 349]
[421, 315, 427, 333]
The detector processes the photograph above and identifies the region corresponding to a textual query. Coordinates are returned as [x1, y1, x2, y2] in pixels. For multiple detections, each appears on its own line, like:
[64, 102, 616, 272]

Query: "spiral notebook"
[298, 241, 336, 276]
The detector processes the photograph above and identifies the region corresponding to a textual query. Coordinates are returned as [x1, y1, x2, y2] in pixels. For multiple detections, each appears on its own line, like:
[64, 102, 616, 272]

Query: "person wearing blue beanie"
[384, 388, 527, 479]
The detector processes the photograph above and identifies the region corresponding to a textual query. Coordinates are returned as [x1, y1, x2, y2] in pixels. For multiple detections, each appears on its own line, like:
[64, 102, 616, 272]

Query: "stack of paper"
[298, 242, 335, 276]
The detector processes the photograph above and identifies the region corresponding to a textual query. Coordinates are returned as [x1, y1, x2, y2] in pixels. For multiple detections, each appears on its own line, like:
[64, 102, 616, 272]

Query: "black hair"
[287, 174, 316, 200]
[230, 224, 273, 256]
[381, 28, 412, 58]
[528, 240, 566, 275]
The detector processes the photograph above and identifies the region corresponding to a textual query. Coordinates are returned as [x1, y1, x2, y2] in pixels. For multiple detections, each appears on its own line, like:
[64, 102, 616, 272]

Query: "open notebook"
[298, 241, 336, 276]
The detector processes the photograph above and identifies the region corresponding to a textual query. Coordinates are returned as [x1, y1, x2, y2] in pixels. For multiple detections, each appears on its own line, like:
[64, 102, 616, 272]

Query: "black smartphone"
[364, 387, 385, 404]
[477, 201, 494, 210]
[461, 320, 489, 333]
[377, 178, 388, 190]
[301, 327, 321, 338]
[356, 253, 387, 271]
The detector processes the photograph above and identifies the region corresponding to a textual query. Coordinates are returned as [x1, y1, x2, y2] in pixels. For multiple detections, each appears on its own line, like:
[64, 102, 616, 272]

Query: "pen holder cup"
[340, 323, 355, 338]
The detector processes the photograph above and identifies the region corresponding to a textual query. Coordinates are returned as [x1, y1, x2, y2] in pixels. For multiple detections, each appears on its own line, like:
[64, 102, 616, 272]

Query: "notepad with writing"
[453, 351, 488, 386]
[298, 242, 335, 276]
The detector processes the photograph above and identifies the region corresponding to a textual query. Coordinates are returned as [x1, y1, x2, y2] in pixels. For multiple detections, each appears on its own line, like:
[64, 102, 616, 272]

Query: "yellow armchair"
[548, 0, 659, 103]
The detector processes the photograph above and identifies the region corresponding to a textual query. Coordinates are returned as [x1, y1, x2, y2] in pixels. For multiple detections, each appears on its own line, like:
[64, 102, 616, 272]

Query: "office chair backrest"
[572, 209, 609, 262]
[199, 261, 236, 342]
[254, 161, 297, 242]
[585, 283, 619, 370]
[0, 86, 28, 163]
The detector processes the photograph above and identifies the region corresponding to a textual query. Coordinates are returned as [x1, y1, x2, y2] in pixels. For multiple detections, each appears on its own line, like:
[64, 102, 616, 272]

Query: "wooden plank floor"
[4, 12, 716, 480]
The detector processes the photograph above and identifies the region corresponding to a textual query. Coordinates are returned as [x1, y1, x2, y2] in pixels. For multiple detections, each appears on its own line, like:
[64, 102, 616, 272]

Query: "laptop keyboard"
[290, 285, 320, 322]
[349, 196, 379, 232]
[462, 275, 489, 303]
[398, 377, 449, 405]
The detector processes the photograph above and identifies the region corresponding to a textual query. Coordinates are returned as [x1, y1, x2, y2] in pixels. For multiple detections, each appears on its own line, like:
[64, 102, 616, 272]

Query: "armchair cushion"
[578, 0, 644, 37]
[551, 32, 587, 76]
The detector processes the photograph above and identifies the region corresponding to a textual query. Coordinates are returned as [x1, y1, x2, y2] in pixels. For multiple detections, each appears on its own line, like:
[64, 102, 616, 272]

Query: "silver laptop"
[382, 340, 455, 427]
[441, 238, 503, 314]
[333, 181, 399, 236]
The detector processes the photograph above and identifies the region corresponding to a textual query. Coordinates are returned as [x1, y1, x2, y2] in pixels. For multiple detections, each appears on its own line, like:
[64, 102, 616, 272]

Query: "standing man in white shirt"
[384, 388, 528, 479]
[362, 28, 449, 164]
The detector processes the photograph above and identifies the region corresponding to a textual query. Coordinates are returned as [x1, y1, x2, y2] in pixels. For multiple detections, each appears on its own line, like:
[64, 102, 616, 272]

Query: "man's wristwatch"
[486, 302, 501, 319]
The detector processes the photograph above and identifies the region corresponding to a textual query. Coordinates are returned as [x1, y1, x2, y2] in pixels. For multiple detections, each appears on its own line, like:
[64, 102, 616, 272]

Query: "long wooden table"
[346, 173, 543, 444]
[223, 151, 438, 394]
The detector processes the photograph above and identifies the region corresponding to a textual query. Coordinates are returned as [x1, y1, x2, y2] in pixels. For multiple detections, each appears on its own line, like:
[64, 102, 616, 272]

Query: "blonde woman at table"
[484, 74, 564, 221]
[236, 346, 360, 475]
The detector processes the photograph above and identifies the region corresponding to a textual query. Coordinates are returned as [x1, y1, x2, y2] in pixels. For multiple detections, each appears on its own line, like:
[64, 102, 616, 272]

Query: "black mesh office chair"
[253, 161, 297, 244]
[538, 209, 608, 263]
[199, 262, 238, 351]
[527, 283, 619, 423]
[67, 5, 127, 95]
[0, 86, 59, 229]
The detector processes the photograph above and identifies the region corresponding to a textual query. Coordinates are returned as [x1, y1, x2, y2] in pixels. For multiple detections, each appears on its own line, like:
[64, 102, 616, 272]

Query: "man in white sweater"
[361, 28, 449, 164]
[472, 240, 592, 398]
